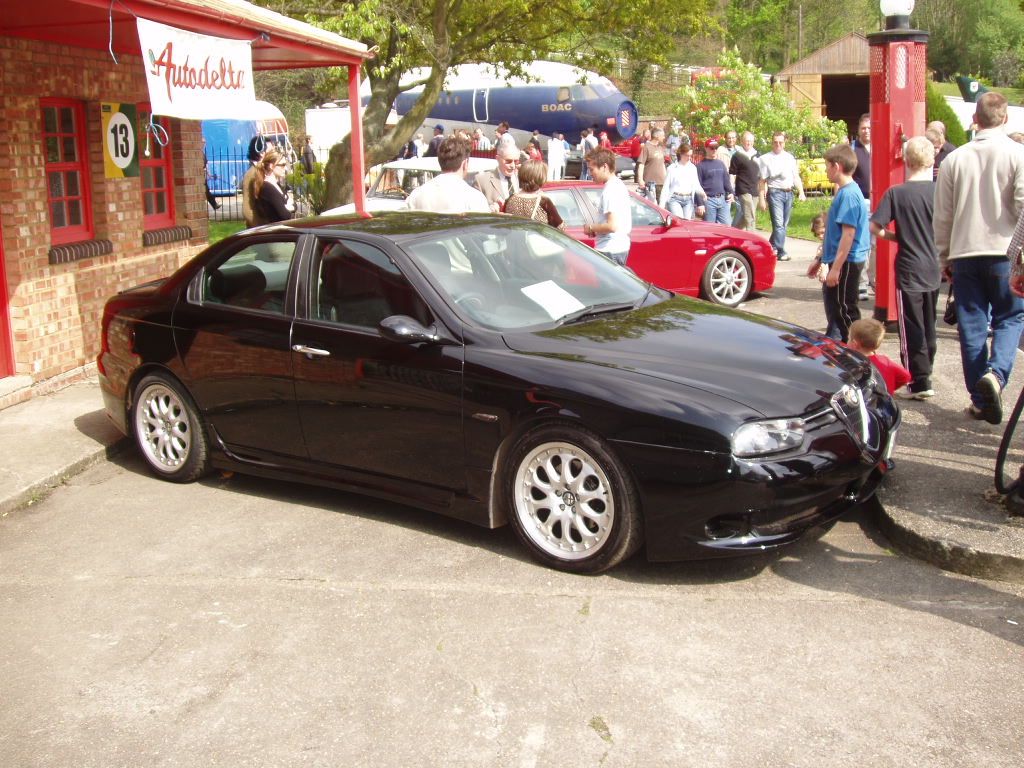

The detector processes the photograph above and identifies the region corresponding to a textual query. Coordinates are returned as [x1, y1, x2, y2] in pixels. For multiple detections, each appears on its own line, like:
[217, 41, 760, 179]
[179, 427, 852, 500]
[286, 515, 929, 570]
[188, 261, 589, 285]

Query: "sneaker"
[976, 371, 1003, 425]
[777, 254, 791, 262]
[965, 404, 985, 420]
[897, 387, 934, 401]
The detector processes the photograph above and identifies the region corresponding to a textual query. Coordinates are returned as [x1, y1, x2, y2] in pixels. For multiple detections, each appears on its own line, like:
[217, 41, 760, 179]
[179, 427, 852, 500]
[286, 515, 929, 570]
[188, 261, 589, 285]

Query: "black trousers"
[822, 260, 863, 342]
[897, 287, 939, 392]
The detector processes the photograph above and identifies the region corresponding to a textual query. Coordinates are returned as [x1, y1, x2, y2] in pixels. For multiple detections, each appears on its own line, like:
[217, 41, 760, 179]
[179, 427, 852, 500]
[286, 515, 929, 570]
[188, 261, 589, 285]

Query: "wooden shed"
[776, 32, 870, 137]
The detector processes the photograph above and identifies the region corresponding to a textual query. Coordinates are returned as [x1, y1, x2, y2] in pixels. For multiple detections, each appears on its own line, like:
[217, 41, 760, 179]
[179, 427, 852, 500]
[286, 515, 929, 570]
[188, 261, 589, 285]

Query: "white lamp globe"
[880, 0, 915, 16]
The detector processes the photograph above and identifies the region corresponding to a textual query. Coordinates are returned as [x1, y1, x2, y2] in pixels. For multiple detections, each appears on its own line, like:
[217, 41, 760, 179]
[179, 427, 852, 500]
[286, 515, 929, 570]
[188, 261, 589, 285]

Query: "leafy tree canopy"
[673, 49, 847, 158]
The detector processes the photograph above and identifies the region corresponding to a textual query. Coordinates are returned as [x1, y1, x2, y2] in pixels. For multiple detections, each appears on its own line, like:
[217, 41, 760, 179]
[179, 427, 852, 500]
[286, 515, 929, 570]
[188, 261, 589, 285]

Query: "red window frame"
[41, 99, 93, 245]
[138, 106, 176, 230]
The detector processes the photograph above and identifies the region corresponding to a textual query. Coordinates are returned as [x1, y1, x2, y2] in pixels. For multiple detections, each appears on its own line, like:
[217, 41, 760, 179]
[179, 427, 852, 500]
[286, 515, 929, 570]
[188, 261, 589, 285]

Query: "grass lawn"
[932, 80, 1024, 105]
[209, 220, 245, 244]
[755, 195, 832, 242]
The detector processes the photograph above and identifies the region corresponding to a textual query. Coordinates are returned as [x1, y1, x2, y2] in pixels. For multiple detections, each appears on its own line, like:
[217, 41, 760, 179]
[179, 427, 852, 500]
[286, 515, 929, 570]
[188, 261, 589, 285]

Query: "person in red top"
[847, 319, 911, 394]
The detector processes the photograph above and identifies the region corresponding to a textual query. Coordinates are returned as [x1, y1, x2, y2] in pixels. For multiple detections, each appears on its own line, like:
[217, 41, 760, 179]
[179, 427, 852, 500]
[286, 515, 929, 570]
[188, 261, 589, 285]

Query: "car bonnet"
[501, 297, 869, 419]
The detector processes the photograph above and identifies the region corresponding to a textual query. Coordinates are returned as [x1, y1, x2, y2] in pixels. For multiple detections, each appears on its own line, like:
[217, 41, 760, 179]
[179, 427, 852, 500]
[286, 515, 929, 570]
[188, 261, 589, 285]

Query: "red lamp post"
[868, 1, 929, 323]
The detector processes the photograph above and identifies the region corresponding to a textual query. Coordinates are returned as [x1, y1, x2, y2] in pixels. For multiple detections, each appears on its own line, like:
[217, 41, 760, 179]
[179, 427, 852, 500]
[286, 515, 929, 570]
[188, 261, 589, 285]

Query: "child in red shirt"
[847, 318, 911, 394]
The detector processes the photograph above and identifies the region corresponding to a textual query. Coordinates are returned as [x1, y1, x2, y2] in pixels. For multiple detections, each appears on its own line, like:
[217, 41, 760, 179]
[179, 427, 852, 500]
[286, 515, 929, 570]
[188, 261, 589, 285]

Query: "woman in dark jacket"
[255, 149, 295, 223]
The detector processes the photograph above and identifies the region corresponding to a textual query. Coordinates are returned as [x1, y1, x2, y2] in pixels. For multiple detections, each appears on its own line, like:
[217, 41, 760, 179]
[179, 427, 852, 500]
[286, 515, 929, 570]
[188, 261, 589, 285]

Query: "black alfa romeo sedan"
[98, 212, 899, 574]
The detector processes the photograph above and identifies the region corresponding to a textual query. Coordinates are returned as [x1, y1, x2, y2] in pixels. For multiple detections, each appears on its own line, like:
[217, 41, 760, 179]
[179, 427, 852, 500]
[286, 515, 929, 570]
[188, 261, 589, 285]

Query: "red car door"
[577, 187, 697, 295]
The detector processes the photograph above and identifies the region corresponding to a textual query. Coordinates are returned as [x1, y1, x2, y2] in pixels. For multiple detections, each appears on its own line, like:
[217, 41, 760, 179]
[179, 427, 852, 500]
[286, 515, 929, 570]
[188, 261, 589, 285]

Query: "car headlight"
[732, 418, 806, 458]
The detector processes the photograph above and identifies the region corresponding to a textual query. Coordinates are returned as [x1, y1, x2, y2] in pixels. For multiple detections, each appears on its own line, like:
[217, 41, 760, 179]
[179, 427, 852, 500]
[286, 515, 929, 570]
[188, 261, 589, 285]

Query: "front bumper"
[620, 391, 900, 562]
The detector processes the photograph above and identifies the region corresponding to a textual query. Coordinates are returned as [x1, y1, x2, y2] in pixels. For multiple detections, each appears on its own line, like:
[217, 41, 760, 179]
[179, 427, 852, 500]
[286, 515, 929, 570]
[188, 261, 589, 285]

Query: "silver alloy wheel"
[707, 253, 750, 305]
[513, 441, 615, 560]
[135, 382, 192, 474]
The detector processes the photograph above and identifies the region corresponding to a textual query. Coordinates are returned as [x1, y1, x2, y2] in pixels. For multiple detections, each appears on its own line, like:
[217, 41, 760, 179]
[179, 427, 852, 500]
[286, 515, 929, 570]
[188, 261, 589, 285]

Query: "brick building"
[0, 0, 370, 408]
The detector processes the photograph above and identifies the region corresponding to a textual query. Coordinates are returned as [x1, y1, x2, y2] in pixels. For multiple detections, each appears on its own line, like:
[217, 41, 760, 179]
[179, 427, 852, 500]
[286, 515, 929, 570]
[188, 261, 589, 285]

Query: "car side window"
[203, 239, 297, 314]
[313, 239, 433, 329]
[630, 195, 665, 226]
[544, 189, 587, 227]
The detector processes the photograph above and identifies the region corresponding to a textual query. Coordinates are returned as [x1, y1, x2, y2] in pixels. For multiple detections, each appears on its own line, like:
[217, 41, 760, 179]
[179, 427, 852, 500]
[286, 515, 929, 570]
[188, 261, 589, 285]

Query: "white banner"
[137, 18, 258, 120]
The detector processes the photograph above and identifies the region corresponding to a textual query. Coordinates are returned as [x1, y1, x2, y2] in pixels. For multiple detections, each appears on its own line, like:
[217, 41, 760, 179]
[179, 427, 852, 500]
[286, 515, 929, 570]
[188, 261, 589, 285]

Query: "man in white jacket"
[547, 132, 566, 180]
[934, 91, 1024, 425]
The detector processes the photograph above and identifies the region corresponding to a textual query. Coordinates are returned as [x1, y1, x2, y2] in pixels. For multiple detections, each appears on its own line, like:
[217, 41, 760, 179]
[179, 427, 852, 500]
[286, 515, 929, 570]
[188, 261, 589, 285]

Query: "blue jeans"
[952, 257, 1024, 406]
[767, 189, 794, 258]
[600, 250, 629, 266]
[703, 195, 730, 225]
[667, 194, 694, 220]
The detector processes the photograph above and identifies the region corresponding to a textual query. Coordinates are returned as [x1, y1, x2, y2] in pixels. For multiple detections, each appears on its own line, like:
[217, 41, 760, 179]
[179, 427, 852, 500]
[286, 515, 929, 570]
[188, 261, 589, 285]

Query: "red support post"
[868, 28, 929, 323]
[347, 64, 367, 215]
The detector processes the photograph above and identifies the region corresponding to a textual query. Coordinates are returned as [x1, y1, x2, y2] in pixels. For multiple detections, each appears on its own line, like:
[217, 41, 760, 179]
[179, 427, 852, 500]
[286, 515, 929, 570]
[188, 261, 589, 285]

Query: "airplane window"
[557, 87, 570, 102]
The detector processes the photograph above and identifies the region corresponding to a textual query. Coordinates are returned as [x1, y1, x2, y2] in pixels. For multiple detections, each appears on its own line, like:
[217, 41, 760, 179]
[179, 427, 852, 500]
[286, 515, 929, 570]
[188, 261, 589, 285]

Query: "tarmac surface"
[1, 233, 1023, 582]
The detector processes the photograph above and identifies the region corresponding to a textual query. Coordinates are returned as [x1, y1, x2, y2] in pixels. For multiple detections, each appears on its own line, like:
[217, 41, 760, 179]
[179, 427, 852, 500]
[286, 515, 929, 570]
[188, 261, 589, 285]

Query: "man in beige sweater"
[934, 91, 1024, 425]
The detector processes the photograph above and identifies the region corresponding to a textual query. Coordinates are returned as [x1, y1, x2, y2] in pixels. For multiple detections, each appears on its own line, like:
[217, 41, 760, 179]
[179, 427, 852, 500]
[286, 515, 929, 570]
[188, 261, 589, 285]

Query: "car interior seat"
[208, 264, 267, 308]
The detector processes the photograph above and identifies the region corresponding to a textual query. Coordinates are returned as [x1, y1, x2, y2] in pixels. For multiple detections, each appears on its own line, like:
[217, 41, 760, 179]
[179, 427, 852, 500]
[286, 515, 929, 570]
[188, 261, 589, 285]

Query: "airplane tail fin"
[956, 75, 988, 103]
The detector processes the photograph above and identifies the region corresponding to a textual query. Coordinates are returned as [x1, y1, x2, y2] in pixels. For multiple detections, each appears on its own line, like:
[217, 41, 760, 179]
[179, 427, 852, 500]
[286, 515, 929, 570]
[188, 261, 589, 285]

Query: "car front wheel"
[701, 249, 752, 307]
[132, 373, 210, 483]
[508, 426, 642, 574]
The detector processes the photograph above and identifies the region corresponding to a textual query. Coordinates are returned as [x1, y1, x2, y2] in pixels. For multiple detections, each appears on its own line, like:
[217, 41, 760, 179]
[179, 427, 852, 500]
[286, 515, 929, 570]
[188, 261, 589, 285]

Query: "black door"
[174, 234, 306, 462]
[291, 236, 465, 491]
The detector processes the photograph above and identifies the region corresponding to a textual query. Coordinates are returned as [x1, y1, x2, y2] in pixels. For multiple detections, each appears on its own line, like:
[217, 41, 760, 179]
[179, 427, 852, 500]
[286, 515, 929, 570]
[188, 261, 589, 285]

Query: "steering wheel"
[454, 292, 488, 312]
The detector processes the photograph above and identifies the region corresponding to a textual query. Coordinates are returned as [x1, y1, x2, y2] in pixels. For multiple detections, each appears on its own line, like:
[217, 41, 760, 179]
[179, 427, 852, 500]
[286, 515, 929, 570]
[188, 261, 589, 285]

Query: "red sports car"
[543, 181, 775, 307]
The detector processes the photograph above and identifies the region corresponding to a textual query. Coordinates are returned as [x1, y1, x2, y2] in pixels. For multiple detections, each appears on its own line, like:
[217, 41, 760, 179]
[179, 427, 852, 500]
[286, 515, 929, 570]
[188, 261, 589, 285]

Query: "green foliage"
[926, 81, 969, 147]
[915, 0, 1024, 83]
[725, 0, 880, 72]
[673, 49, 847, 159]
[288, 162, 331, 215]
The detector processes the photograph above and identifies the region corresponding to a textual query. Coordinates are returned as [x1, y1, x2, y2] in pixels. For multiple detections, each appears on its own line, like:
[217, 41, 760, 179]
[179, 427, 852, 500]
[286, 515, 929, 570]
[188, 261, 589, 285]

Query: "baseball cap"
[434, 124, 445, 132]
[705, 138, 719, 149]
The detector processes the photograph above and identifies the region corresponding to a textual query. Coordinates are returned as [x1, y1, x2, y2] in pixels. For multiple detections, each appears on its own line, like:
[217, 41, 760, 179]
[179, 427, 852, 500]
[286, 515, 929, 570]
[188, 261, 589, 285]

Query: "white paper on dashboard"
[521, 280, 585, 319]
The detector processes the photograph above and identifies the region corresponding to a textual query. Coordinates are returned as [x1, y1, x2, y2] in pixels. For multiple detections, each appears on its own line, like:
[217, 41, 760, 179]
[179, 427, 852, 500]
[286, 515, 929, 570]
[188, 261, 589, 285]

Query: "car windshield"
[403, 221, 652, 330]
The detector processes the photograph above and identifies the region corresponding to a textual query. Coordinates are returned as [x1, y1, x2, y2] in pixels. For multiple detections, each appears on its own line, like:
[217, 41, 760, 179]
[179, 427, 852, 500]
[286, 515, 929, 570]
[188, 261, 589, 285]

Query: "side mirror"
[379, 315, 450, 344]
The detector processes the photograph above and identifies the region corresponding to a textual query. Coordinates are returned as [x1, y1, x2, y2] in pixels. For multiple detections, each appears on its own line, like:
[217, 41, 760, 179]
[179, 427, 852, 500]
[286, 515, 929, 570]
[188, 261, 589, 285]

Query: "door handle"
[292, 344, 330, 358]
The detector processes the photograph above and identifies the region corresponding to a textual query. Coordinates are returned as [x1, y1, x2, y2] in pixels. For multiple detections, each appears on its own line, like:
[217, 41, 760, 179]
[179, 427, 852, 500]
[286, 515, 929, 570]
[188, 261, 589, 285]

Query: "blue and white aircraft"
[391, 61, 639, 146]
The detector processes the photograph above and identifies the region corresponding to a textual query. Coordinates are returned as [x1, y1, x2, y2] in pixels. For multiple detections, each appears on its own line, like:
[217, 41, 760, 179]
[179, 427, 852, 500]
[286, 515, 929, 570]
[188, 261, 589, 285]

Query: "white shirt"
[547, 139, 565, 166]
[596, 176, 632, 254]
[407, 173, 490, 213]
[759, 149, 803, 192]
[476, 135, 492, 151]
[659, 161, 705, 208]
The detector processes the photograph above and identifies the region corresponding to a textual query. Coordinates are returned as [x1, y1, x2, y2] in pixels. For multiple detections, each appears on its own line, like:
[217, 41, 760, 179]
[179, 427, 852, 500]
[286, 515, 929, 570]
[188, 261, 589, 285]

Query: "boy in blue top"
[807, 144, 870, 341]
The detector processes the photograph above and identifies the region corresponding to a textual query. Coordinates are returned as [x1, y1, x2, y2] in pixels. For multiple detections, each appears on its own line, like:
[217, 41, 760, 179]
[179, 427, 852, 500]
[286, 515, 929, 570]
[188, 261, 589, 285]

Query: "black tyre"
[507, 425, 643, 574]
[131, 373, 210, 483]
[701, 249, 752, 307]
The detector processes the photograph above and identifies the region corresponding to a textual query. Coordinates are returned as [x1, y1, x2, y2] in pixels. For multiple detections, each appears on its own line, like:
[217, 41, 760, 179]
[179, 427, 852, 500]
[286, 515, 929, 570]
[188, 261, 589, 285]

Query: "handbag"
[943, 284, 957, 326]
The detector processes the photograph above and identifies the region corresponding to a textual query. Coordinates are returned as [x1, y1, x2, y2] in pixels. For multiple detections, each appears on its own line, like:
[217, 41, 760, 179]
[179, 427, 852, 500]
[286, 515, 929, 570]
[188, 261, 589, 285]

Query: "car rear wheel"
[701, 250, 752, 307]
[507, 425, 642, 574]
[132, 373, 210, 483]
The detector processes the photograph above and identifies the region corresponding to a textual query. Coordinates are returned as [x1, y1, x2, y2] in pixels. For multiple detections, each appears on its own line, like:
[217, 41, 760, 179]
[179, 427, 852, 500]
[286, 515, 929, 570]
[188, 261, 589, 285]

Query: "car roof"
[253, 210, 521, 243]
[381, 156, 498, 174]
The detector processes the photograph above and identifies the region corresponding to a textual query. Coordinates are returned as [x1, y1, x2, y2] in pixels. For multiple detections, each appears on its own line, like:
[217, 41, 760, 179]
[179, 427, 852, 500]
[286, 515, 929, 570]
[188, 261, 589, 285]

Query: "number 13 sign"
[101, 103, 139, 178]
